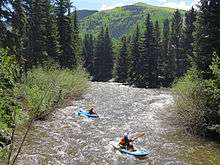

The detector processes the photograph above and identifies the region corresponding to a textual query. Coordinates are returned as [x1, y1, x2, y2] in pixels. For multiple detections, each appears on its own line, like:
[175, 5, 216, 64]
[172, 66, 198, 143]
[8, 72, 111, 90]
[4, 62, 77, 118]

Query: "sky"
[72, 0, 200, 11]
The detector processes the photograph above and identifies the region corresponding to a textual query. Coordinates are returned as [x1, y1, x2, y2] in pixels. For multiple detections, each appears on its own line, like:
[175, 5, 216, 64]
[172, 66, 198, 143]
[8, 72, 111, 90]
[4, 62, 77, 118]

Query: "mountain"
[77, 10, 98, 21]
[80, 2, 185, 38]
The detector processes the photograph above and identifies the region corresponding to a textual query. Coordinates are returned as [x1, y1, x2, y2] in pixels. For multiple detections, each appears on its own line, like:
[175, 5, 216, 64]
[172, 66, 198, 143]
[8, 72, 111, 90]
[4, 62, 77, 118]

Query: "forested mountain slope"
[80, 2, 185, 38]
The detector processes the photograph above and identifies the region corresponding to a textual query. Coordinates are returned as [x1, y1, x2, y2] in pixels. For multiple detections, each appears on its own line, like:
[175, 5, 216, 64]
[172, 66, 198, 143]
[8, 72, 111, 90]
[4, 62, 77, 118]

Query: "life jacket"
[89, 110, 96, 114]
[119, 137, 129, 146]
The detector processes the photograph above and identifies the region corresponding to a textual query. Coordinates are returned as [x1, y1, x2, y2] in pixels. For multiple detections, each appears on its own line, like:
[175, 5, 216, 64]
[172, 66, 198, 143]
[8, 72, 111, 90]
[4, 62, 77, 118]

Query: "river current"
[16, 82, 220, 165]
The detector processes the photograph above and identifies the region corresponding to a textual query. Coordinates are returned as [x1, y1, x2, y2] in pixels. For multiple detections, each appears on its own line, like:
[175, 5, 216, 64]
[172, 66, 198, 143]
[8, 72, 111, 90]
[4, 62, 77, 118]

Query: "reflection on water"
[16, 82, 220, 165]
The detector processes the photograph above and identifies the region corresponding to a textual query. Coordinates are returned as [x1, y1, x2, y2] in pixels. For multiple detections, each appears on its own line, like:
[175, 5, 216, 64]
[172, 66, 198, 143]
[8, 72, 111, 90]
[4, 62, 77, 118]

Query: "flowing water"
[16, 82, 220, 165]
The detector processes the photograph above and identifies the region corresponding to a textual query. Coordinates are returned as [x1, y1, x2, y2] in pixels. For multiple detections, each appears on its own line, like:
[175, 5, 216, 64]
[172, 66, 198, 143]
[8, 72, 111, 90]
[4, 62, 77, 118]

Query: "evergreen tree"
[0, 0, 9, 48]
[128, 25, 142, 86]
[11, 0, 27, 65]
[183, 7, 196, 70]
[93, 27, 105, 81]
[194, 0, 220, 79]
[141, 14, 158, 88]
[154, 20, 161, 87]
[82, 34, 93, 75]
[26, 0, 48, 68]
[170, 9, 184, 78]
[72, 9, 80, 63]
[115, 36, 128, 83]
[44, 0, 61, 64]
[161, 19, 173, 87]
[56, 0, 76, 68]
[103, 27, 114, 80]
[93, 26, 113, 81]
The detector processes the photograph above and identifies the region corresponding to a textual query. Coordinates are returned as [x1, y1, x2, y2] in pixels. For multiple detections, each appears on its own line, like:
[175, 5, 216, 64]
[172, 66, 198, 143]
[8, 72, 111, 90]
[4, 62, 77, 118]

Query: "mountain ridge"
[79, 2, 185, 38]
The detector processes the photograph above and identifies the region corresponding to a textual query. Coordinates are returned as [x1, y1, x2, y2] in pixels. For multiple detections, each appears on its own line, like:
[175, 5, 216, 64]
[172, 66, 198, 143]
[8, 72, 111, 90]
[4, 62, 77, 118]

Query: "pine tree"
[183, 7, 197, 72]
[82, 34, 93, 75]
[93, 27, 105, 81]
[141, 14, 158, 88]
[0, 0, 14, 48]
[161, 19, 173, 87]
[26, 0, 48, 68]
[44, 0, 61, 64]
[170, 9, 184, 78]
[115, 36, 128, 83]
[103, 27, 114, 81]
[56, 0, 76, 68]
[128, 25, 142, 86]
[193, 0, 220, 79]
[93, 27, 113, 81]
[154, 20, 161, 87]
[72, 9, 80, 63]
[11, 0, 27, 65]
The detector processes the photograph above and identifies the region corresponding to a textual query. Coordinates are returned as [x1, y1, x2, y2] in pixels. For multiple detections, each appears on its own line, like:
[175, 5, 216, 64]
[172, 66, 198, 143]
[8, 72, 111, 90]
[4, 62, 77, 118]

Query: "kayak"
[111, 142, 150, 157]
[120, 148, 150, 157]
[78, 110, 99, 118]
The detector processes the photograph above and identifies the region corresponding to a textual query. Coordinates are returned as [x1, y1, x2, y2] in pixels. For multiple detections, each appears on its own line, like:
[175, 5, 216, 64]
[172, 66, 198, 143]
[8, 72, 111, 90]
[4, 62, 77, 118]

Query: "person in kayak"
[88, 108, 96, 115]
[119, 132, 135, 152]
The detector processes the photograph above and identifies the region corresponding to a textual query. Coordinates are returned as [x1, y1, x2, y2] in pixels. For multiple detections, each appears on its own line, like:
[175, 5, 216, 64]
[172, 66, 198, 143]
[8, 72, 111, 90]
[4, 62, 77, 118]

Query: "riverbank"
[0, 65, 89, 164]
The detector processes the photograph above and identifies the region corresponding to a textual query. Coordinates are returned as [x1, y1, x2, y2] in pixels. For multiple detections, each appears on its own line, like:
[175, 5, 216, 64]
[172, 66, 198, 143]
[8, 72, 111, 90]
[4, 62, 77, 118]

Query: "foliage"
[128, 25, 142, 86]
[115, 36, 128, 83]
[193, 0, 220, 79]
[172, 53, 220, 137]
[93, 27, 113, 81]
[172, 69, 208, 134]
[82, 34, 94, 75]
[0, 48, 21, 130]
[18, 66, 89, 119]
[56, 0, 77, 69]
[140, 14, 159, 88]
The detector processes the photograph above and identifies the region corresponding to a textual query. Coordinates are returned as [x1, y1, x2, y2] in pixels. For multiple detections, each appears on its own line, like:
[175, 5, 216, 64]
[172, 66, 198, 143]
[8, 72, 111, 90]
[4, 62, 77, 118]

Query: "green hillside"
[77, 10, 98, 21]
[80, 2, 185, 38]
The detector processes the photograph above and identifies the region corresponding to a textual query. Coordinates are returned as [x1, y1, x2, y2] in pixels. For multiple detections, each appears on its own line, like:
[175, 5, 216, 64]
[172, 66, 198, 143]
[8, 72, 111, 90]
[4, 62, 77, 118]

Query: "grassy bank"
[0, 49, 89, 163]
[172, 54, 220, 140]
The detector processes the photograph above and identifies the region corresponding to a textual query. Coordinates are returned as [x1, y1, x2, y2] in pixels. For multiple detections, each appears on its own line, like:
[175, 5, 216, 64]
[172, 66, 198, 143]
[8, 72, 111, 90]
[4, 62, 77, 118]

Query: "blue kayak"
[111, 142, 150, 157]
[78, 110, 99, 118]
[120, 148, 150, 157]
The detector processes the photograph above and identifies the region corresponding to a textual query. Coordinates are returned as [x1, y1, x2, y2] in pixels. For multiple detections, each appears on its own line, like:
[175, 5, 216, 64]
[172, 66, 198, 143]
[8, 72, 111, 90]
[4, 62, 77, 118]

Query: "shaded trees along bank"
[115, 36, 128, 83]
[93, 27, 113, 81]
[140, 14, 159, 88]
[82, 34, 94, 75]
[128, 25, 142, 86]
[56, 0, 76, 68]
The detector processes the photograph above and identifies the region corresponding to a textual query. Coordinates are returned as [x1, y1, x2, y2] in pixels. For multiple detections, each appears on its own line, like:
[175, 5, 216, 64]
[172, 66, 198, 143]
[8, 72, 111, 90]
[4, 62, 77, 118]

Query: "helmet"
[124, 132, 129, 138]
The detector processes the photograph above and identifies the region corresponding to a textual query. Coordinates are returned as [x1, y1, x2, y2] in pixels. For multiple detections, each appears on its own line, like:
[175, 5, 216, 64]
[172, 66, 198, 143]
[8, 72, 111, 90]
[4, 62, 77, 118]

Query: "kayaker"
[119, 132, 135, 152]
[88, 108, 96, 115]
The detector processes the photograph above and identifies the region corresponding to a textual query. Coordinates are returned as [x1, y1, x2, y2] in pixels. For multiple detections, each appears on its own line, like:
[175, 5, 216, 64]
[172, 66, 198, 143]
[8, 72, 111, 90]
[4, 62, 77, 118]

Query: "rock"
[0, 130, 11, 147]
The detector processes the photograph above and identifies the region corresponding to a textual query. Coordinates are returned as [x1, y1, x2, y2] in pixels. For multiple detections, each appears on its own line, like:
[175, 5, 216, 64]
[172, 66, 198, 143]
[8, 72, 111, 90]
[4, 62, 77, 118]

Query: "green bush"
[172, 69, 208, 134]
[18, 65, 89, 119]
[0, 48, 21, 130]
[172, 53, 220, 137]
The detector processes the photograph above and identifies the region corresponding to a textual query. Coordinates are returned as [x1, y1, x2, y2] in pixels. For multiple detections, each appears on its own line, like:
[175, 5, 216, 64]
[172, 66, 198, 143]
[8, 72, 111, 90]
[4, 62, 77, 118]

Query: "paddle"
[131, 132, 145, 142]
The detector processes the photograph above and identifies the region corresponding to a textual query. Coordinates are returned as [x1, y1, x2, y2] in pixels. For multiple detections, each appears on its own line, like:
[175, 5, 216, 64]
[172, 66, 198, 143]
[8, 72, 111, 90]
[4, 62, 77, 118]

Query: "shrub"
[172, 52, 220, 138]
[0, 48, 21, 130]
[172, 69, 208, 134]
[18, 65, 89, 119]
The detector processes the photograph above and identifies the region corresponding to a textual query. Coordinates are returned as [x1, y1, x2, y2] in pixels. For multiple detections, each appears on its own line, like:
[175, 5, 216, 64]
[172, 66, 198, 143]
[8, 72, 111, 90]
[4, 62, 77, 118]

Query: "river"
[16, 82, 220, 165]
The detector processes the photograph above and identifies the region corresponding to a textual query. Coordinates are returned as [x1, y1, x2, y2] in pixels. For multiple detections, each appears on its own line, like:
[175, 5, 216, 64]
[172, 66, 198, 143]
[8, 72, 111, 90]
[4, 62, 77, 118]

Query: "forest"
[82, 0, 220, 139]
[0, 0, 220, 164]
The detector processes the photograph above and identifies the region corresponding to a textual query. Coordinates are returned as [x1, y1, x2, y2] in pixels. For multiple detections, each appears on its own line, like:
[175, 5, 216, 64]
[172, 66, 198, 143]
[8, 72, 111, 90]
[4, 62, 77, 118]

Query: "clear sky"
[73, 0, 199, 11]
